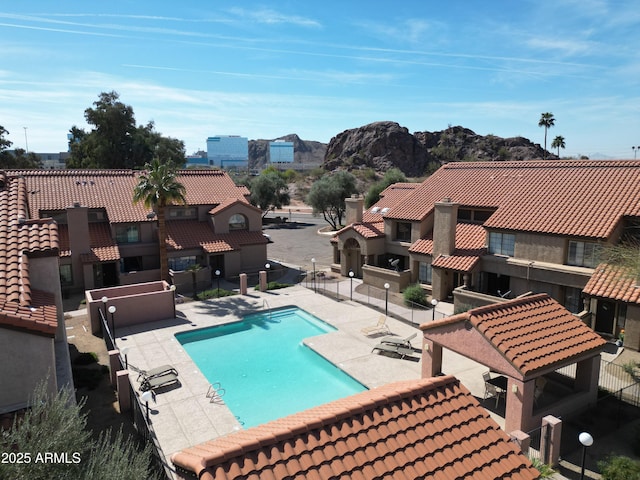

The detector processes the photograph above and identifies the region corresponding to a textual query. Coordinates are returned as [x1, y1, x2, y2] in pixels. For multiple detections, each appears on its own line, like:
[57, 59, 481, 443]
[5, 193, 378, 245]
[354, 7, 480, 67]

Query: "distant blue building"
[269, 140, 294, 164]
[207, 135, 248, 169]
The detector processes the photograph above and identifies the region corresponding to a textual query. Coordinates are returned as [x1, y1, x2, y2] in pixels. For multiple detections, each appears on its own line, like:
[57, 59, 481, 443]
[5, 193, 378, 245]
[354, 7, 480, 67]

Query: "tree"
[601, 240, 640, 284]
[67, 91, 186, 169]
[598, 455, 640, 480]
[551, 135, 566, 158]
[306, 170, 358, 230]
[538, 112, 555, 160]
[0, 126, 42, 169]
[133, 159, 187, 282]
[187, 263, 202, 300]
[364, 168, 407, 208]
[0, 381, 157, 480]
[249, 167, 290, 217]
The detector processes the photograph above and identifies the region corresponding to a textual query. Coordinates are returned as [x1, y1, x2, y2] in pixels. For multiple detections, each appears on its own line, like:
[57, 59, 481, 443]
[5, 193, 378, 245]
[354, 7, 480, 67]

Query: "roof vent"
[73, 201, 81, 208]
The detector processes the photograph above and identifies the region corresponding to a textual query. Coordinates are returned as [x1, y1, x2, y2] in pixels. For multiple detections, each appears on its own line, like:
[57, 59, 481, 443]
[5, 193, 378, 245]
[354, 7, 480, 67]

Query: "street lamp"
[431, 298, 438, 321]
[215, 269, 221, 294]
[108, 305, 117, 345]
[349, 270, 354, 301]
[120, 346, 129, 370]
[579, 432, 593, 480]
[101, 296, 108, 322]
[265, 263, 270, 283]
[140, 390, 153, 423]
[384, 283, 390, 316]
[170, 284, 176, 318]
[311, 258, 316, 293]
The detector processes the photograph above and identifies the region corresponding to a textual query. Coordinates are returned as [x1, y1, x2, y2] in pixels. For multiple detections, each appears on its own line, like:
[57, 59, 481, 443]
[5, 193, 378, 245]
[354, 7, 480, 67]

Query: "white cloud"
[226, 7, 321, 28]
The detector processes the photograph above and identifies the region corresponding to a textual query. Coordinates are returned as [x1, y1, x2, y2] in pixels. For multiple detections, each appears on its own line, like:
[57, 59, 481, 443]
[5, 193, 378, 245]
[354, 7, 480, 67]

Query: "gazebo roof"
[421, 294, 606, 378]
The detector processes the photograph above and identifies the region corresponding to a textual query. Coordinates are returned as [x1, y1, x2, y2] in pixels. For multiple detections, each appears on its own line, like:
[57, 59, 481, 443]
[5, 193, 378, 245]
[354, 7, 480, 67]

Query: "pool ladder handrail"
[207, 382, 226, 403]
[263, 299, 272, 322]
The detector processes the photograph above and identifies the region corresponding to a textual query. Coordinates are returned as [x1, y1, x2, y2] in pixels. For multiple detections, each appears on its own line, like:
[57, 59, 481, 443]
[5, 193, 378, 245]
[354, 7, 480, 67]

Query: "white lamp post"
[108, 305, 117, 345]
[120, 346, 129, 370]
[579, 432, 593, 480]
[349, 270, 354, 301]
[265, 263, 270, 283]
[101, 296, 108, 321]
[215, 269, 221, 294]
[384, 283, 390, 316]
[140, 390, 153, 423]
[431, 298, 438, 321]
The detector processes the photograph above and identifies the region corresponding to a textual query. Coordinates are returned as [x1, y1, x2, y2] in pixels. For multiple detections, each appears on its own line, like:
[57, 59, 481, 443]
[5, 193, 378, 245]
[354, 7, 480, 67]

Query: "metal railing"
[524, 423, 550, 462]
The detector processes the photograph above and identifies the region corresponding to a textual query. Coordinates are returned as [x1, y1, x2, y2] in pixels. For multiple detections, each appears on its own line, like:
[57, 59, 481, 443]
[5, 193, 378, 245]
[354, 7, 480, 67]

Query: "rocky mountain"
[324, 122, 552, 177]
[248, 134, 326, 170]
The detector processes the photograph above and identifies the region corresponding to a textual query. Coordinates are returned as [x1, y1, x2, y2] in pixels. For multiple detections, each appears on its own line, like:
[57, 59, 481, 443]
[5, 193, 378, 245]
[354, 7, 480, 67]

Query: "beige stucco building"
[332, 160, 640, 350]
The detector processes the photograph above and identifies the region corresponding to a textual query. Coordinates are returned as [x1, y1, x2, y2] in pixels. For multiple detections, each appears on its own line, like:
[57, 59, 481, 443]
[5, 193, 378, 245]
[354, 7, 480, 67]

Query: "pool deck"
[116, 285, 493, 477]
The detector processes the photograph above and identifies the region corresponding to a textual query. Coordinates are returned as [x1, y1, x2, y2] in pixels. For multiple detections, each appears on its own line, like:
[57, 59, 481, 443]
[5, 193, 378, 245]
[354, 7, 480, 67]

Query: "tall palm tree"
[538, 112, 555, 160]
[551, 135, 566, 158]
[133, 159, 186, 282]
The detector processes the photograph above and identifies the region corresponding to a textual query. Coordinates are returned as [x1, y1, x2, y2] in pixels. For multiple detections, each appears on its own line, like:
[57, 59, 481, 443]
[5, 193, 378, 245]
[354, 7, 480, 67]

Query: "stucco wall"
[0, 328, 56, 414]
[515, 232, 566, 263]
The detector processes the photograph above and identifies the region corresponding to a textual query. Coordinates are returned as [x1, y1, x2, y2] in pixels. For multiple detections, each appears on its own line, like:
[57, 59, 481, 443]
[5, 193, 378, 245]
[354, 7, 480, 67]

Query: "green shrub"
[73, 352, 99, 365]
[598, 455, 640, 480]
[529, 457, 554, 478]
[254, 282, 293, 291]
[198, 288, 236, 300]
[403, 284, 427, 307]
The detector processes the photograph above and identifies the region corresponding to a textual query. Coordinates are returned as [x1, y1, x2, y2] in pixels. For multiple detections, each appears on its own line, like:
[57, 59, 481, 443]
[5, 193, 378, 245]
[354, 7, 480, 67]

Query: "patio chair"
[372, 342, 415, 359]
[361, 315, 390, 336]
[140, 372, 180, 392]
[379, 332, 417, 347]
[483, 381, 505, 408]
[482, 371, 492, 383]
[131, 364, 178, 382]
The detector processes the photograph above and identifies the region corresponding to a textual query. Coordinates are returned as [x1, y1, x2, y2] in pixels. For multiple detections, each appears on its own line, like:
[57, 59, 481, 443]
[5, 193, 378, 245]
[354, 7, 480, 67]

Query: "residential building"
[332, 160, 640, 350]
[0, 171, 73, 414]
[171, 376, 539, 479]
[10, 169, 268, 295]
[206, 135, 248, 169]
[269, 139, 294, 164]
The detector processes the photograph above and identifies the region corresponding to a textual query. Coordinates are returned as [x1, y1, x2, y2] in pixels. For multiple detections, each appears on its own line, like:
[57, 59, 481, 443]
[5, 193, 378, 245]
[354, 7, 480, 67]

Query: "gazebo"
[421, 293, 607, 432]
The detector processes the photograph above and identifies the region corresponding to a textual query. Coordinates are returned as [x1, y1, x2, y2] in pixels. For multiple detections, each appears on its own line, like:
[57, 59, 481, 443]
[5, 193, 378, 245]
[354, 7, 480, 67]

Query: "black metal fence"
[524, 422, 550, 462]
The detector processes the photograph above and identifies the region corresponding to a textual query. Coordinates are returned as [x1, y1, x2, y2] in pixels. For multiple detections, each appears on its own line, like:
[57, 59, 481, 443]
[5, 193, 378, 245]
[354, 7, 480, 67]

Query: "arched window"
[229, 213, 248, 231]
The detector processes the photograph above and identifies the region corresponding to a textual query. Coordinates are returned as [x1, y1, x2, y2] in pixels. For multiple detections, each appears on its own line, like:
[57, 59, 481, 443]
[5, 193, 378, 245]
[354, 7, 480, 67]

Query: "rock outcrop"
[248, 134, 326, 170]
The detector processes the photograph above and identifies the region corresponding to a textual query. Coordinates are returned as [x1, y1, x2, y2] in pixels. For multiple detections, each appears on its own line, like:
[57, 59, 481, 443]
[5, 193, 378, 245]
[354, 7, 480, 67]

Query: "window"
[567, 241, 600, 268]
[229, 213, 248, 231]
[419, 262, 432, 285]
[168, 256, 197, 271]
[60, 264, 73, 286]
[121, 256, 142, 273]
[488, 232, 515, 256]
[396, 222, 411, 242]
[564, 287, 582, 313]
[169, 207, 196, 218]
[115, 224, 139, 243]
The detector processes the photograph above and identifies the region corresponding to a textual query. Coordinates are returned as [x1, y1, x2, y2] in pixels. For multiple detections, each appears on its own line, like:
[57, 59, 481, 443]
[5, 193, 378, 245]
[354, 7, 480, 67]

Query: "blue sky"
[1, 1, 639, 159]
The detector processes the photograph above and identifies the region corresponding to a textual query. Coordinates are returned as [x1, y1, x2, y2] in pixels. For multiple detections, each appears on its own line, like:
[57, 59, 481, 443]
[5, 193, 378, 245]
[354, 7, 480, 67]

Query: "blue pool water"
[175, 306, 367, 428]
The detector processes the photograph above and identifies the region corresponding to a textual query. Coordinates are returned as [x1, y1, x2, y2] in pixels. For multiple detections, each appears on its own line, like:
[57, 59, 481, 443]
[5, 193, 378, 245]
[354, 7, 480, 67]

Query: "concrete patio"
[114, 285, 501, 477]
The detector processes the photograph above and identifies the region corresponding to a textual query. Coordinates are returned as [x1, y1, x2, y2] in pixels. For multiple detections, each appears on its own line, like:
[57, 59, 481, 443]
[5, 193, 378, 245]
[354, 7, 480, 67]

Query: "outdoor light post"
[140, 391, 153, 423]
[215, 269, 221, 294]
[265, 263, 270, 283]
[579, 432, 593, 480]
[431, 298, 438, 321]
[311, 258, 316, 293]
[384, 283, 390, 316]
[108, 305, 117, 345]
[120, 346, 129, 370]
[101, 296, 108, 321]
[349, 270, 354, 301]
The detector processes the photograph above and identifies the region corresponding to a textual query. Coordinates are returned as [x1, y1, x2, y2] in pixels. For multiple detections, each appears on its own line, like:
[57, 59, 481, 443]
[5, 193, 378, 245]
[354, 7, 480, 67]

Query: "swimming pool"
[175, 306, 367, 428]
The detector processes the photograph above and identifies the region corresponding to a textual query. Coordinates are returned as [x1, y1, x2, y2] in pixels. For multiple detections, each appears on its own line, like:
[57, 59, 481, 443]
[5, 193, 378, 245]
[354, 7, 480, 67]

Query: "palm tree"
[538, 112, 555, 160]
[551, 135, 566, 158]
[133, 159, 186, 282]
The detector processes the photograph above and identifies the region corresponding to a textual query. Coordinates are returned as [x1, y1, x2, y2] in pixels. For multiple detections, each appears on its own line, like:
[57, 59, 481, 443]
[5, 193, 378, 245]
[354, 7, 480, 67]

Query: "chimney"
[433, 197, 458, 257]
[345, 194, 363, 225]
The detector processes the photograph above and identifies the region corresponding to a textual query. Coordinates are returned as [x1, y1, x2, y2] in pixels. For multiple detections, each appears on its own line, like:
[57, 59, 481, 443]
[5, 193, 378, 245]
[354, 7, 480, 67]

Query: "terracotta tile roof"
[409, 223, 486, 272]
[57, 224, 71, 257]
[12, 169, 251, 224]
[166, 220, 268, 253]
[385, 160, 640, 239]
[172, 376, 538, 480]
[423, 294, 606, 376]
[583, 263, 640, 305]
[208, 198, 262, 216]
[363, 183, 418, 223]
[81, 223, 120, 263]
[0, 173, 59, 336]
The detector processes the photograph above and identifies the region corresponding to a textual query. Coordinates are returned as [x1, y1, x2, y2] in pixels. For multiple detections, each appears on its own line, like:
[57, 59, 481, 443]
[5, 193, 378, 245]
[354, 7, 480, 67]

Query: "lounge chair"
[378, 332, 417, 347]
[372, 342, 415, 359]
[361, 315, 390, 336]
[140, 372, 180, 392]
[131, 364, 178, 382]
